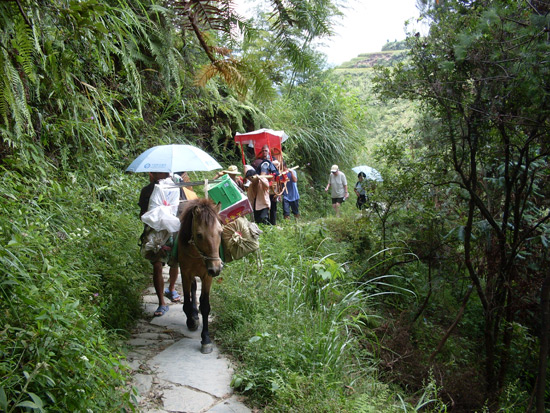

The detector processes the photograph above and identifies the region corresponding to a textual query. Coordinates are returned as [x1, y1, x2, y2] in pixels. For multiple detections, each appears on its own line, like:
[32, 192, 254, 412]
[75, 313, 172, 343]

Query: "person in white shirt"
[324, 165, 348, 217]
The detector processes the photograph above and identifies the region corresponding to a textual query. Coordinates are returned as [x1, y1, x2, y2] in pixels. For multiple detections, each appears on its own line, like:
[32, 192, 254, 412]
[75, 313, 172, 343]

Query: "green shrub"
[0, 167, 146, 411]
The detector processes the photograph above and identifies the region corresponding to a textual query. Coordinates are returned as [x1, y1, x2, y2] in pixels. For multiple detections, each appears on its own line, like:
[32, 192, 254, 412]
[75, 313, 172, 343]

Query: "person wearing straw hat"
[325, 164, 348, 217]
[213, 164, 244, 191]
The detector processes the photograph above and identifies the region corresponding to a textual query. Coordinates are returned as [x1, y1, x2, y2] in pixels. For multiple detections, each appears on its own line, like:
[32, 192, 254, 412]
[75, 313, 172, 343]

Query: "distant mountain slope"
[330, 41, 419, 161]
[338, 49, 409, 69]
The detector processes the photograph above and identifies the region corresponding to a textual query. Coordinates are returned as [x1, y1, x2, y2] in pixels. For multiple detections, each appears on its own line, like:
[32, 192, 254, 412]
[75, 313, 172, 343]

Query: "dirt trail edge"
[123, 267, 252, 413]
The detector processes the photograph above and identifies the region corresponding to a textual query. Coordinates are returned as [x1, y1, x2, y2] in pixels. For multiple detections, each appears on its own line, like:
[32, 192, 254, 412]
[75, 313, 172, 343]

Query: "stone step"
[124, 268, 251, 412]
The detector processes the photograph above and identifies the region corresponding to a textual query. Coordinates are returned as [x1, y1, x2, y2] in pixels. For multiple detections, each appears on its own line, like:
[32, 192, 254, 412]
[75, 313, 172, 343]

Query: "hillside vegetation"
[1, 0, 549, 412]
[338, 50, 409, 69]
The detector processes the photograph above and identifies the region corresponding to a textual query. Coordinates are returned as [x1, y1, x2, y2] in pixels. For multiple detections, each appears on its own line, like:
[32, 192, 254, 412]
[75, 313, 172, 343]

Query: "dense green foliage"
[370, 0, 550, 409]
[0, 167, 146, 411]
[1, 0, 549, 411]
[302, 0, 549, 409]
[265, 72, 366, 183]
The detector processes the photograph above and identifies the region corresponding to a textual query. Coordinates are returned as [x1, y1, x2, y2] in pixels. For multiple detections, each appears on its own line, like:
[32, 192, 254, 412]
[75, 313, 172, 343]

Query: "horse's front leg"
[181, 274, 199, 331]
[191, 277, 199, 322]
[199, 276, 213, 354]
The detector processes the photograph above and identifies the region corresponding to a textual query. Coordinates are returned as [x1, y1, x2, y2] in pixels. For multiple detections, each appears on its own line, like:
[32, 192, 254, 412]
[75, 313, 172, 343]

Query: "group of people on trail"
[136, 145, 374, 317]
[211, 144, 301, 226]
[211, 145, 301, 225]
[244, 144, 300, 225]
[136, 145, 302, 317]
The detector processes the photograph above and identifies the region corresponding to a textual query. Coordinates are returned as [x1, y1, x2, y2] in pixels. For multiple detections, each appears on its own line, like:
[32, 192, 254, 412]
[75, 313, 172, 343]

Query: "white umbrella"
[352, 165, 383, 181]
[126, 144, 222, 173]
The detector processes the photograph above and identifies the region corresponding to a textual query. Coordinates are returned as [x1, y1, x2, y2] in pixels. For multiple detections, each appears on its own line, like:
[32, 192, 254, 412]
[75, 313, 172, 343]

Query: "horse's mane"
[179, 198, 221, 244]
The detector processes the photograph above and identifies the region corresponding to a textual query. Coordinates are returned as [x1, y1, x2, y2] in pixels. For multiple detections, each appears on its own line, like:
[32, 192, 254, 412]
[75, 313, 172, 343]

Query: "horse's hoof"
[186, 316, 199, 331]
[201, 343, 213, 354]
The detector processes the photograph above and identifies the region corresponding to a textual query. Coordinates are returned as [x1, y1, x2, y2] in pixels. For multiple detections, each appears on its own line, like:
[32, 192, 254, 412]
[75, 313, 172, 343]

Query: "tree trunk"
[428, 285, 472, 364]
[485, 311, 497, 401]
[536, 275, 550, 413]
[412, 263, 431, 324]
[497, 286, 514, 392]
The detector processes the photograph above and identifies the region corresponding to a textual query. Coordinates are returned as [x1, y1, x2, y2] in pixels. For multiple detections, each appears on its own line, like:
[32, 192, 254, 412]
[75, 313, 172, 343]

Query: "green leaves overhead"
[266, 0, 341, 83]
[268, 0, 340, 40]
[1, 0, 348, 171]
[268, 72, 365, 182]
[0, 0, 183, 166]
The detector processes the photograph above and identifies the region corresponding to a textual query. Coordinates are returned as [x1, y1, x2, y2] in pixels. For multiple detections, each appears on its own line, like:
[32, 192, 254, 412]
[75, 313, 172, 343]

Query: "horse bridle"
[186, 235, 222, 264]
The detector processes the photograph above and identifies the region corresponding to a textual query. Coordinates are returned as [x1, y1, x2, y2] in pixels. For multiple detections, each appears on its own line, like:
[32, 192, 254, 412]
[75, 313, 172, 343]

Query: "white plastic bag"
[142, 229, 171, 254]
[142, 178, 181, 232]
[148, 179, 180, 217]
[141, 205, 181, 232]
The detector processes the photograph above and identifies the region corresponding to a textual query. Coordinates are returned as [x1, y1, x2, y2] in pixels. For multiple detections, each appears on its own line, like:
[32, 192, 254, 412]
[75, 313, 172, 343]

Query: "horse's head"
[184, 199, 224, 277]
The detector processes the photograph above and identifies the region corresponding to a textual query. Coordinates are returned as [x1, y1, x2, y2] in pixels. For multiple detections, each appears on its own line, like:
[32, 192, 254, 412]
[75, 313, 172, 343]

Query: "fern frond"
[237, 58, 277, 102]
[169, 0, 231, 32]
[216, 59, 246, 91]
[5, 59, 33, 137]
[195, 63, 219, 87]
[13, 18, 36, 83]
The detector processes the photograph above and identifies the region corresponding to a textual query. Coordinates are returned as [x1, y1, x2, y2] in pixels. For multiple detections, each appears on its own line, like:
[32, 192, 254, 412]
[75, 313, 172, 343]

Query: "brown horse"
[178, 198, 224, 354]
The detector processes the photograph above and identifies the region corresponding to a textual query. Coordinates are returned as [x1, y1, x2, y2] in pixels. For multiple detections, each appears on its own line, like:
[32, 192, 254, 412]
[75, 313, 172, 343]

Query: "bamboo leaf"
[0, 387, 7, 411]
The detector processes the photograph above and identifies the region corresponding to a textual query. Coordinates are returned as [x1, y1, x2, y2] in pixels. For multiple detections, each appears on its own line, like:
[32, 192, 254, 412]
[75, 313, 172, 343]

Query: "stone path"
[124, 267, 252, 413]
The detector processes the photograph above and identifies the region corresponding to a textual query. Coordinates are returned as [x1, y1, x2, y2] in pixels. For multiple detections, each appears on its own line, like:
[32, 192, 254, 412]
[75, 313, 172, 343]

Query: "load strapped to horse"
[138, 174, 262, 262]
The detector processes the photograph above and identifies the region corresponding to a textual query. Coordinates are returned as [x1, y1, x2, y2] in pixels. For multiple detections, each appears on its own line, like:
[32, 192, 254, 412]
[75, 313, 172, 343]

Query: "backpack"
[251, 158, 263, 174]
[252, 158, 279, 176]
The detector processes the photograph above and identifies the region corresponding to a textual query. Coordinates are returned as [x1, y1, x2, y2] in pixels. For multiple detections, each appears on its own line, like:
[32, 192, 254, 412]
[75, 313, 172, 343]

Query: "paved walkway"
[124, 267, 252, 413]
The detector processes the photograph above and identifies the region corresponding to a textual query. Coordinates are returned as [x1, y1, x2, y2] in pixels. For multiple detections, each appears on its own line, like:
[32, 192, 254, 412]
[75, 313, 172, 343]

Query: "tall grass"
[212, 218, 442, 411]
